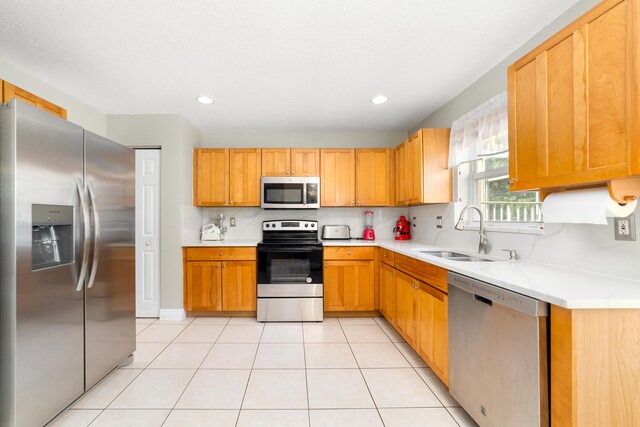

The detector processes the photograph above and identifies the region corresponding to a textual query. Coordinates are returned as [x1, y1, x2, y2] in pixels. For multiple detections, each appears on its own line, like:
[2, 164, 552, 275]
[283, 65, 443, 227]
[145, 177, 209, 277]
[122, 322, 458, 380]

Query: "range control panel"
[262, 220, 317, 231]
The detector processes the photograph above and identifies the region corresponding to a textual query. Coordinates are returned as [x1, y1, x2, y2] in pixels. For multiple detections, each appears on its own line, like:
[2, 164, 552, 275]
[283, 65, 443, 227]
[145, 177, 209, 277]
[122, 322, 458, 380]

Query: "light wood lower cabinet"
[379, 262, 395, 323]
[417, 282, 448, 384]
[323, 246, 376, 311]
[393, 269, 419, 348]
[378, 248, 449, 385]
[324, 260, 375, 311]
[183, 247, 256, 313]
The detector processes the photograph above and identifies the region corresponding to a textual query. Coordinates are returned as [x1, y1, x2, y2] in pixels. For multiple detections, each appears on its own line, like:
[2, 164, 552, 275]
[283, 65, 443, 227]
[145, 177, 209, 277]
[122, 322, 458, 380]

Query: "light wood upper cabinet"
[508, 0, 640, 201]
[229, 148, 261, 206]
[320, 149, 356, 206]
[193, 149, 229, 206]
[261, 148, 290, 176]
[396, 129, 452, 206]
[356, 148, 395, 206]
[261, 148, 320, 176]
[291, 149, 320, 176]
[2, 81, 67, 119]
[194, 148, 261, 207]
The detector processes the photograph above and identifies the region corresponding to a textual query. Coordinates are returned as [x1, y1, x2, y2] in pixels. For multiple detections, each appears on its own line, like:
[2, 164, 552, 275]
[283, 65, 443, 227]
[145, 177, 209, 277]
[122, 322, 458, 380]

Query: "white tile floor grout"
[49, 316, 478, 427]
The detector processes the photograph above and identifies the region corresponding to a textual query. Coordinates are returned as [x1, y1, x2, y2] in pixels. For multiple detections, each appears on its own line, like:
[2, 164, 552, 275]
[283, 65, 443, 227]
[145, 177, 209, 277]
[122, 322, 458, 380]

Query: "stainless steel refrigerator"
[0, 100, 136, 427]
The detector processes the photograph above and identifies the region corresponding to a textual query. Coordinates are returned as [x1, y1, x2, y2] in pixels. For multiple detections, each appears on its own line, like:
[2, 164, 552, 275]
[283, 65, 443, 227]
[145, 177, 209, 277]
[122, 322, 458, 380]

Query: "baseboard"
[158, 309, 186, 321]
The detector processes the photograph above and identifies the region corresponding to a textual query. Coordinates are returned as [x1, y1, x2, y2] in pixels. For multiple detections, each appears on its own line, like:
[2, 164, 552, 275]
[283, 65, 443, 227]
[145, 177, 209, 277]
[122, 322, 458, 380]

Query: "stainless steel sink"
[420, 250, 494, 262]
[419, 250, 469, 258]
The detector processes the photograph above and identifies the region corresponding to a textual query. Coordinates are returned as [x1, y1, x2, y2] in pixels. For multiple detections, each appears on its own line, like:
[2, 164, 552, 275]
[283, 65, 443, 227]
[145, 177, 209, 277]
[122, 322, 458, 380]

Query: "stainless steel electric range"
[257, 220, 323, 322]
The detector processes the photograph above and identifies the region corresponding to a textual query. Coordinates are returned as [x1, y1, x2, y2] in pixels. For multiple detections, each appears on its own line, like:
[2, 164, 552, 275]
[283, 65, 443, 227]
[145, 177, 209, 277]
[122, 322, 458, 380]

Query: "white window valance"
[448, 91, 508, 167]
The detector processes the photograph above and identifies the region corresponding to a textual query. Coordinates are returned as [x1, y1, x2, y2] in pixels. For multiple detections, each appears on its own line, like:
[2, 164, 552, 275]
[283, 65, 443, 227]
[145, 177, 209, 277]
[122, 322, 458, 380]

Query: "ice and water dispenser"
[31, 204, 74, 270]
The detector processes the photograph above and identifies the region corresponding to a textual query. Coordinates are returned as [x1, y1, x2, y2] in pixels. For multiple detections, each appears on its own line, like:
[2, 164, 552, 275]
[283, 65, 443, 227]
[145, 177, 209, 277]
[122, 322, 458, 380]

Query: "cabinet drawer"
[379, 248, 395, 266]
[324, 246, 375, 260]
[394, 253, 448, 293]
[185, 247, 256, 261]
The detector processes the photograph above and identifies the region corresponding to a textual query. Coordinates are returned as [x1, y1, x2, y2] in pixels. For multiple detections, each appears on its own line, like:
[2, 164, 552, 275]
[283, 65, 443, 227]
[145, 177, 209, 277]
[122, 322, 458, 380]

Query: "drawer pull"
[347, 251, 352, 255]
[219, 251, 223, 256]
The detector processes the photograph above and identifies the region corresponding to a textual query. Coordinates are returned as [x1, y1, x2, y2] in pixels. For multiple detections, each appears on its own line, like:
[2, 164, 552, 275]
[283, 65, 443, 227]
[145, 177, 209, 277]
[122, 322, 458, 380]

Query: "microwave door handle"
[86, 181, 101, 289]
[75, 179, 90, 292]
[303, 185, 307, 206]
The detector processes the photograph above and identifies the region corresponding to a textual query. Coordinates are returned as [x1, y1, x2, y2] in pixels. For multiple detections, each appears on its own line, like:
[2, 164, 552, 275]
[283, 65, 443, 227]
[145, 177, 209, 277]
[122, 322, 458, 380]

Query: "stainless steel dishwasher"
[448, 272, 549, 427]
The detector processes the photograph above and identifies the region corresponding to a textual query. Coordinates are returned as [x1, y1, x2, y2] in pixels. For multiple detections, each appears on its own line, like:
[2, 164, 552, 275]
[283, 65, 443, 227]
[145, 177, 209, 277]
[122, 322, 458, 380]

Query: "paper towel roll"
[542, 188, 637, 225]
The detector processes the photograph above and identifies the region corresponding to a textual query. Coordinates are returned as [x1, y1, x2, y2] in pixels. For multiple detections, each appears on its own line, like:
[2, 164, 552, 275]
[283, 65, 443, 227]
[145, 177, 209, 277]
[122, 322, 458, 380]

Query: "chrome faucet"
[454, 205, 490, 254]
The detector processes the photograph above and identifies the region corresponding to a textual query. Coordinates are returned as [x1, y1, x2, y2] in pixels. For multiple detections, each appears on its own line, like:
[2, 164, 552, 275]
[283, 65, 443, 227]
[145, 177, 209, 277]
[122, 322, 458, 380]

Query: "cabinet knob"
[356, 201, 360, 206]
[225, 200, 229, 205]
[347, 251, 351, 255]
[291, 171, 295, 175]
[219, 251, 223, 256]
[351, 200, 355, 206]
[222, 262, 225, 268]
[383, 254, 387, 257]
[286, 171, 290, 175]
[508, 179, 514, 185]
[230, 200, 234, 205]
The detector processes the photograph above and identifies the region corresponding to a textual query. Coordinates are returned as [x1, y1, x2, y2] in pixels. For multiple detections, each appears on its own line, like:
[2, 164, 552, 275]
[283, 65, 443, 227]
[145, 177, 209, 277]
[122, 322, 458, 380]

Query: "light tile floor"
[49, 316, 478, 427]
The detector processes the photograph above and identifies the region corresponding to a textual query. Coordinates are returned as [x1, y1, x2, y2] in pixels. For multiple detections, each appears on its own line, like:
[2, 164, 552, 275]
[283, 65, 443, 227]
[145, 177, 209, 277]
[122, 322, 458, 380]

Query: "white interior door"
[135, 149, 161, 317]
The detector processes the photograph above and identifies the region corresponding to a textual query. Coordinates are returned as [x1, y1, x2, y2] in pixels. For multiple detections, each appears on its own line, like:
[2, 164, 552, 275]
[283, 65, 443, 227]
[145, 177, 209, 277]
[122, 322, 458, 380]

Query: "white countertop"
[183, 238, 640, 309]
[182, 239, 260, 247]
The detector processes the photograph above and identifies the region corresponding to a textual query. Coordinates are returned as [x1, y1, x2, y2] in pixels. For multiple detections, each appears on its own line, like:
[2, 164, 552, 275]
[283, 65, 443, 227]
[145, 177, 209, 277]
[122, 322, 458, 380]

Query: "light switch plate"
[614, 214, 635, 241]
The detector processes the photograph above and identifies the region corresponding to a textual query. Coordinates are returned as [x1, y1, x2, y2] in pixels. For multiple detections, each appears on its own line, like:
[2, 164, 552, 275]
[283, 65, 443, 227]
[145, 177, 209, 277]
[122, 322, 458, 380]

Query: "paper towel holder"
[539, 178, 640, 204]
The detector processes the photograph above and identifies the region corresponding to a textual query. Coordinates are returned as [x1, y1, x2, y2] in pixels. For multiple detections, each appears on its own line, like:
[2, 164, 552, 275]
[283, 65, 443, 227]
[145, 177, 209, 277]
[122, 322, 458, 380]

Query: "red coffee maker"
[362, 211, 375, 240]
[394, 215, 411, 240]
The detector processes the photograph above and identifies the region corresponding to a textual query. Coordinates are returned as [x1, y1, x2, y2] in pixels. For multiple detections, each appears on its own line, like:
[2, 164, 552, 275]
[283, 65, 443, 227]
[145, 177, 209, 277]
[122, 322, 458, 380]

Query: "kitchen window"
[450, 92, 542, 233]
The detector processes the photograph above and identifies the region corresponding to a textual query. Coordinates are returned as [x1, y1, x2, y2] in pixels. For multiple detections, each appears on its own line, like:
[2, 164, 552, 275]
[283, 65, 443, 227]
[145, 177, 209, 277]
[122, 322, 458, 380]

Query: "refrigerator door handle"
[75, 179, 91, 291]
[86, 181, 101, 289]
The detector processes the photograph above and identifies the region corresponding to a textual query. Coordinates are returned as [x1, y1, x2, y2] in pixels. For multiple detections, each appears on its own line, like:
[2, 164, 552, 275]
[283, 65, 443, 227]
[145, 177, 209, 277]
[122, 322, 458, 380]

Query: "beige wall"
[107, 115, 201, 311]
[411, 0, 600, 131]
[0, 57, 107, 135]
[202, 131, 407, 148]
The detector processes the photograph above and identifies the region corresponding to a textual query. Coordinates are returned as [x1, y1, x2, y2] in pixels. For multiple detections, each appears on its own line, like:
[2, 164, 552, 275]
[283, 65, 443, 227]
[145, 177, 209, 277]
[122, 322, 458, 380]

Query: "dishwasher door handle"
[473, 294, 493, 306]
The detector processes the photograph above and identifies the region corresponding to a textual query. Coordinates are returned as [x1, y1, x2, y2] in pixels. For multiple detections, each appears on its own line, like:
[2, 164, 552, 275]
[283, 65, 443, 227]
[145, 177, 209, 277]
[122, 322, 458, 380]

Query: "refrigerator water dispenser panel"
[32, 204, 74, 270]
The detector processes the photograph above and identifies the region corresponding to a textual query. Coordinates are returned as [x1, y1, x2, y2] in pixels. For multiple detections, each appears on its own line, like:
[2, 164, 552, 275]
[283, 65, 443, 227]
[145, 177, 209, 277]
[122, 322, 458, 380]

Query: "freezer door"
[0, 100, 86, 427]
[84, 131, 136, 388]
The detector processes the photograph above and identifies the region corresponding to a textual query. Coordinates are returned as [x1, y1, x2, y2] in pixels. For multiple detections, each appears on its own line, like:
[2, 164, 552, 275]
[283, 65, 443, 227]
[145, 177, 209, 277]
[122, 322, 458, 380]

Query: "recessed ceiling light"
[371, 95, 388, 105]
[196, 96, 214, 105]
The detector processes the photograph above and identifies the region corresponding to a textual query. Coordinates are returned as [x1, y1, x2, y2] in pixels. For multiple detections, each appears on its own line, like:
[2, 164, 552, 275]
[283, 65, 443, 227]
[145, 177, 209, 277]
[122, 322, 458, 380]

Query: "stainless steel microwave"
[261, 176, 320, 209]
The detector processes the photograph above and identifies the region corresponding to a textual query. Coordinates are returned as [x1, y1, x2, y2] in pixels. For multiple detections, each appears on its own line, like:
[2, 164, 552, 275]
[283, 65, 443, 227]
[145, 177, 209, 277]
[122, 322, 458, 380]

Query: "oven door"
[257, 245, 323, 297]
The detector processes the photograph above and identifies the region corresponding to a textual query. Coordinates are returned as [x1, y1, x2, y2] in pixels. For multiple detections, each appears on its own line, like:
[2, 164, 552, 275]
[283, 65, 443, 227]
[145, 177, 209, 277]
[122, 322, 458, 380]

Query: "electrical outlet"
[412, 217, 416, 227]
[436, 216, 443, 229]
[614, 215, 635, 241]
[230, 217, 236, 227]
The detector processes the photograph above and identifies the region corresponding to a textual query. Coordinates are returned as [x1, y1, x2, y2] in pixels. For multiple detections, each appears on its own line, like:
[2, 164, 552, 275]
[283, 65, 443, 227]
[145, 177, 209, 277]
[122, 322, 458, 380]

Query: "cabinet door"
[508, 0, 636, 191]
[394, 270, 418, 347]
[2, 81, 67, 119]
[379, 262, 395, 323]
[185, 261, 222, 311]
[320, 149, 356, 206]
[395, 142, 408, 205]
[291, 149, 320, 177]
[229, 148, 261, 206]
[324, 260, 374, 311]
[356, 148, 394, 206]
[422, 129, 452, 203]
[193, 149, 229, 206]
[261, 148, 290, 176]
[221, 261, 256, 311]
[406, 131, 424, 204]
[417, 283, 448, 384]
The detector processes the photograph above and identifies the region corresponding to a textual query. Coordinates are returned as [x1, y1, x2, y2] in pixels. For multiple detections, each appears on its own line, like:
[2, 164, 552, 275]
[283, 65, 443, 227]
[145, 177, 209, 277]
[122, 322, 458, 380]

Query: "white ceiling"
[0, 0, 579, 132]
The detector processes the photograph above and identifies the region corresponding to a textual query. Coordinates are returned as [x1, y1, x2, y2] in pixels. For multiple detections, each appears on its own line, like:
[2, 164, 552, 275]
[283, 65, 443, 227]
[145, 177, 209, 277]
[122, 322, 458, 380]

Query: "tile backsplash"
[194, 207, 409, 241]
